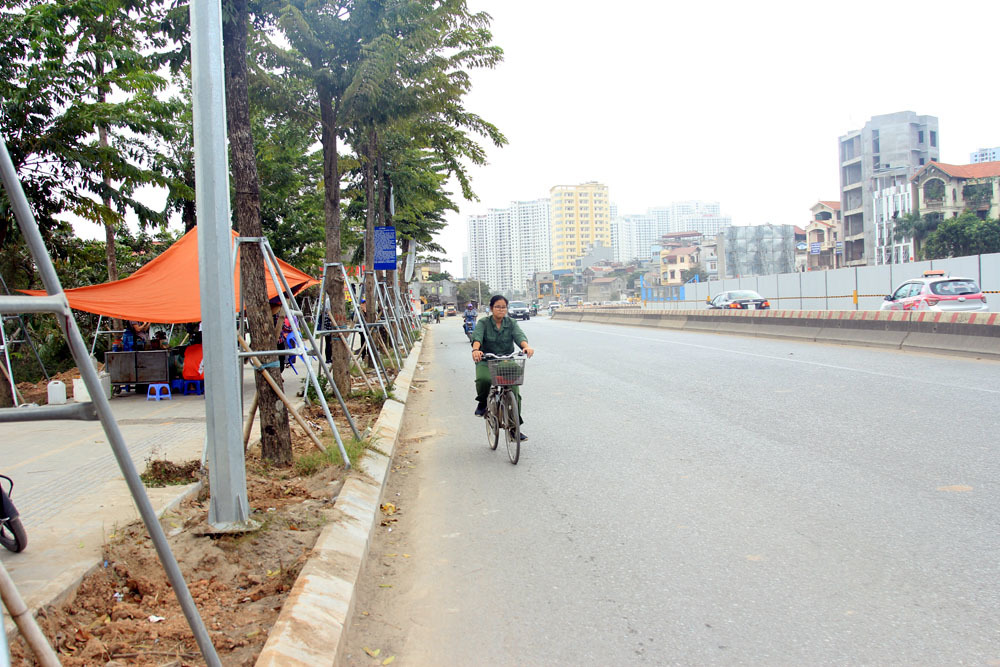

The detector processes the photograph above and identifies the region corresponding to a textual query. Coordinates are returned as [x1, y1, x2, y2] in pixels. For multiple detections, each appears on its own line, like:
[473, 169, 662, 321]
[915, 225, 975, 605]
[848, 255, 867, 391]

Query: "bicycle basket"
[486, 357, 526, 386]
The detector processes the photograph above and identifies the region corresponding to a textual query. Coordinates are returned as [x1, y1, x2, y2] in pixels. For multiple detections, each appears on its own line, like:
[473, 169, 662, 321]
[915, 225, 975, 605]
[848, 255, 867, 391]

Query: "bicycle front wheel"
[503, 391, 520, 465]
[485, 396, 499, 451]
[0, 517, 27, 553]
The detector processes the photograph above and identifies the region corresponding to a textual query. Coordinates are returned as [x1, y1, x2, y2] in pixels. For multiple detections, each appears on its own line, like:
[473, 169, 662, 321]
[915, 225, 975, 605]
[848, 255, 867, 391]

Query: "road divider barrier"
[551, 308, 1000, 359]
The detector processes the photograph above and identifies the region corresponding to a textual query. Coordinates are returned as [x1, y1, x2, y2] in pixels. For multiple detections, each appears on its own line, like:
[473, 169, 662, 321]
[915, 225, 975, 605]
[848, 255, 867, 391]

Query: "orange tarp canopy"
[23, 227, 318, 324]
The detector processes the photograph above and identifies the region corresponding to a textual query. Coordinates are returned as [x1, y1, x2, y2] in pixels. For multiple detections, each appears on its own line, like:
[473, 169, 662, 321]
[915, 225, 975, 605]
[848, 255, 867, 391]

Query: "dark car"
[508, 300, 531, 320]
[707, 290, 770, 310]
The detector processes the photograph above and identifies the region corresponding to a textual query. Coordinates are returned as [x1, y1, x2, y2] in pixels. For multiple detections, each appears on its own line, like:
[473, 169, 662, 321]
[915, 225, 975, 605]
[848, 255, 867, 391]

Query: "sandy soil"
[8, 387, 386, 666]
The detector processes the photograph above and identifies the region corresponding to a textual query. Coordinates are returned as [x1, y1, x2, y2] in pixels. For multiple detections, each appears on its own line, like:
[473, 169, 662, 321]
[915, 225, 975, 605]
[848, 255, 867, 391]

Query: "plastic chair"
[146, 383, 171, 401]
[171, 379, 185, 393]
[183, 380, 204, 396]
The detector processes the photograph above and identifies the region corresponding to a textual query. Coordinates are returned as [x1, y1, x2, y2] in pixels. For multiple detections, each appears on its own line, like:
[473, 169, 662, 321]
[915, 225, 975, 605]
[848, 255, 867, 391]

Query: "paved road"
[358, 315, 1000, 664]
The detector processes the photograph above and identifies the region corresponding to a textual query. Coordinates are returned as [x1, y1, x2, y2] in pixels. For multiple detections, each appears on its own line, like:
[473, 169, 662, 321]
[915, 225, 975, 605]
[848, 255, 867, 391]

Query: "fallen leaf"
[379, 584, 393, 588]
[402, 554, 411, 558]
[364, 647, 381, 657]
[380, 503, 396, 515]
[383, 657, 396, 665]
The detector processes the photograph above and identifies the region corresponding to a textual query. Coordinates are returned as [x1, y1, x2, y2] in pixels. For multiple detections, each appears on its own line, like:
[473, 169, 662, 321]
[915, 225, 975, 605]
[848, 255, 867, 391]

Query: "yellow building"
[550, 182, 611, 271]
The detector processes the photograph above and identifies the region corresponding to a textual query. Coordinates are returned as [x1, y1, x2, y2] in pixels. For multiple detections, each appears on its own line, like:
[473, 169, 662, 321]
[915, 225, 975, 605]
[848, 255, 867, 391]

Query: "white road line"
[556, 320, 1000, 395]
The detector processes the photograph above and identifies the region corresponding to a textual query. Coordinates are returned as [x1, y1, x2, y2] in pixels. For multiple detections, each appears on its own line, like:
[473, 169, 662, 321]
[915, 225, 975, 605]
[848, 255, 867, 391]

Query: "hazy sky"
[438, 0, 1000, 275]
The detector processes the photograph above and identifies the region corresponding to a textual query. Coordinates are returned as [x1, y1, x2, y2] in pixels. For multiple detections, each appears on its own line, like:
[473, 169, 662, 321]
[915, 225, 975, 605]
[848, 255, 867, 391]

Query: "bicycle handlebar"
[481, 351, 526, 360]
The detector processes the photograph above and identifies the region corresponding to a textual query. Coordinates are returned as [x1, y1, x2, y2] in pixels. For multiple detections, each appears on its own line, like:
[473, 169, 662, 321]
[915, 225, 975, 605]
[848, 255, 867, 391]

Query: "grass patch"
[140, 459, 200, 487]
[293, 433, 371, 474]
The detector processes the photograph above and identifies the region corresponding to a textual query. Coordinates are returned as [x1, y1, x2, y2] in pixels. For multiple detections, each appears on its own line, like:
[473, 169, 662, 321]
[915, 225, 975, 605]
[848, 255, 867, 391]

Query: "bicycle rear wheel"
[485, 395, 499, 450]
[503, 391, 520, 464]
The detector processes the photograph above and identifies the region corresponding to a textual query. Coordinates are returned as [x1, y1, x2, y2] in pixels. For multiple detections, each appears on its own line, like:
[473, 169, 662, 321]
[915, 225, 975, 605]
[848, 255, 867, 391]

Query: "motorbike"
[463, 316, 476, 342]
[0, 474, 26, 553]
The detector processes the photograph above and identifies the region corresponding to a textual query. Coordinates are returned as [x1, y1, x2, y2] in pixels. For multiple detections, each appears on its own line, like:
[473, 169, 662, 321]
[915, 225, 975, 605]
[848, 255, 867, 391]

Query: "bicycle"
[482, 351, 527, 464]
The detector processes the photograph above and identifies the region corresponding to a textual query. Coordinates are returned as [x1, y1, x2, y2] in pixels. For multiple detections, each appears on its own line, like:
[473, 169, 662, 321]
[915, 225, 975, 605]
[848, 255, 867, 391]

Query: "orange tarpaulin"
[22, 227, 318, 324]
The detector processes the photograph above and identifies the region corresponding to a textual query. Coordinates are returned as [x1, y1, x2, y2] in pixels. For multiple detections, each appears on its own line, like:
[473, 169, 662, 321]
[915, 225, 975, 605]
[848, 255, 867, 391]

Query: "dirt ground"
[9, 388, 387, 667]
[340, 352, 438, 666]
[15, 365, 88, 405]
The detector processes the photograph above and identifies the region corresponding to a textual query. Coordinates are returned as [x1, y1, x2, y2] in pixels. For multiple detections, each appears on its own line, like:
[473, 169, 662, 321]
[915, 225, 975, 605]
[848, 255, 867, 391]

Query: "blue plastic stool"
[146, 383, 171, 401]
[285, 334, 299, 374]
[171, 379, 185, 393]
[183, 380, 204, 396]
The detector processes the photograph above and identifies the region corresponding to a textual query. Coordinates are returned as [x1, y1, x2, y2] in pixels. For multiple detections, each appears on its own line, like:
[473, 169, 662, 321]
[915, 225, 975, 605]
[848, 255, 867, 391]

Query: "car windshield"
[930, 280, 980, 296]
[509, 301, 527, 308]
[729, 291, 762, 299]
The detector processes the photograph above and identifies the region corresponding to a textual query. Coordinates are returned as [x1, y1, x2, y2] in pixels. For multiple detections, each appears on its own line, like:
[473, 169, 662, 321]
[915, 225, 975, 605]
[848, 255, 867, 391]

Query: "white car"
[881, 271, 988, 312]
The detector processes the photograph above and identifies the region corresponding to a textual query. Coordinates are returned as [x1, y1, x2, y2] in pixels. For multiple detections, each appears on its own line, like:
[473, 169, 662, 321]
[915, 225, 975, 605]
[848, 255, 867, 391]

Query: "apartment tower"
[468, 198, 551, 295]
[550, 182, 611, 271]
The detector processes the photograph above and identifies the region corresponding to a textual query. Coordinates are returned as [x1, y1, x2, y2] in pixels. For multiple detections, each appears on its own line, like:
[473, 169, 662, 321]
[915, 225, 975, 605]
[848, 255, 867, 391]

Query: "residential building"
[912, 160, 1000, 223]
[416, 260, 442, 281]
[872, 176, 914, 265]
[526, 271, 557, 303]
[550, 182, 611, 270]
[717, 225, 797, 278]
[461, 253, 469, 280]
[467, 198, 551, 295]
[838, 111, 939, 267]
[675, 213, 731, 237]
[971, 147, 1000, 163]
[587, 276, 626, 302]
[610, 215, 637, 264]
[805, 201, 843, 271]
[659, 246, 699, 285]
[573, 241, 614, 274]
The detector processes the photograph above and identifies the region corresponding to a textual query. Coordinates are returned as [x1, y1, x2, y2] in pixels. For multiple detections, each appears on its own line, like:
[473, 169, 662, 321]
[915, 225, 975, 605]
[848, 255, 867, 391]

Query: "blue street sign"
[374, 226, 397, 270]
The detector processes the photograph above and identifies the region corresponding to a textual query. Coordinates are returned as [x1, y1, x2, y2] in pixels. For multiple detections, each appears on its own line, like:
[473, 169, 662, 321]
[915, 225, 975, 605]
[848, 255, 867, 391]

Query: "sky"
[436, 0, 1000, 276]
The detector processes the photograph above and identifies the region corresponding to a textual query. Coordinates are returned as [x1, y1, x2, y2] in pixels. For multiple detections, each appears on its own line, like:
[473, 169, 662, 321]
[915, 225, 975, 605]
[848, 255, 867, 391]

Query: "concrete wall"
[644, 251, 1000, 312]
[553, 307, 1000, 359]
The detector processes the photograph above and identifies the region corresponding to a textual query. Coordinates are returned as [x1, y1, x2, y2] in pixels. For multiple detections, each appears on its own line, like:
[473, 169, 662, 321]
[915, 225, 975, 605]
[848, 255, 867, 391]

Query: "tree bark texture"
[364, 127, 377, 325]
[318, 86, 351, 395]
[223, 0, 292, 466]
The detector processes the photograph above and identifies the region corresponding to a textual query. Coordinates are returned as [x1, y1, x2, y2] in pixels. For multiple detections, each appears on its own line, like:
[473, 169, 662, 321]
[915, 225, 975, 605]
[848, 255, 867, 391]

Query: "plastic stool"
[146, 383, 171, 401]
[171, 379, 185, 393]
[183, 380, 204, 396]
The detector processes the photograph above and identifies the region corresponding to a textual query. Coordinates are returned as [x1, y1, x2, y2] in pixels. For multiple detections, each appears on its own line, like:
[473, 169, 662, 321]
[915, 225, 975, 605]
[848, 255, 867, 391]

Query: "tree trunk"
[0, 370, 12, 408]
[318, 85, 351, 395]
[98, 82, 122, 332]
[223, 0, 292, 466]
[363, 127, 377, 325]
[182, 165, 197, 232]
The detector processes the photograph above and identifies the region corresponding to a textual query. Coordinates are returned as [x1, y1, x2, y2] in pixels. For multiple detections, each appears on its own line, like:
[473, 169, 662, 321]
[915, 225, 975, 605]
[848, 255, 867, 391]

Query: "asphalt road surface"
[351, 315, 1000, 665]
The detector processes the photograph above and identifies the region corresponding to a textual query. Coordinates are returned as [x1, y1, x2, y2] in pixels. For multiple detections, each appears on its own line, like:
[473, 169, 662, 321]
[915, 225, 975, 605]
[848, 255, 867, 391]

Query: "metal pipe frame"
[0, 136, 221, 665]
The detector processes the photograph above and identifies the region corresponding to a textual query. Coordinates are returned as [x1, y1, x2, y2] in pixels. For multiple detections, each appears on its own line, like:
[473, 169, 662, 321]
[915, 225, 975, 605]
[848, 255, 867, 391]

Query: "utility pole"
[190, 0, 251, 530]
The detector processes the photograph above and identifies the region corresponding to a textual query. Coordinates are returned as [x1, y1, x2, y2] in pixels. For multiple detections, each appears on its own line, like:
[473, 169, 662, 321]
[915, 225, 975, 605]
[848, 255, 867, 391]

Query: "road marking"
[559, 322, 1000, 395]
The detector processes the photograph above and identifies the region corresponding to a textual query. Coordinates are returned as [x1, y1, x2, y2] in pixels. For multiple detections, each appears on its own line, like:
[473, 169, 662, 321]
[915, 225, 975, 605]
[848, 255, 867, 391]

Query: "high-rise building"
[838, 111, 939, 267]
[467, 198, 551, 295]
[549, 182, 611, 271]
[971, 147, 1000, 163]
[675, 213, 731, 237]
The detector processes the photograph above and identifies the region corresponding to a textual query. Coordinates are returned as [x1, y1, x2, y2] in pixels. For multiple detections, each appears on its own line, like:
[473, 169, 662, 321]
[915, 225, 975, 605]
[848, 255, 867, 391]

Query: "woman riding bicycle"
[471, 295, 534, 440]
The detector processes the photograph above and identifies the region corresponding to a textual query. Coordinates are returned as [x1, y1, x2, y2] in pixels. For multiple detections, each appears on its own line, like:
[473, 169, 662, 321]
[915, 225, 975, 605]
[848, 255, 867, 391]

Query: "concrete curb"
[552, 308, 1000, 359]
[255, 330, 427, 667]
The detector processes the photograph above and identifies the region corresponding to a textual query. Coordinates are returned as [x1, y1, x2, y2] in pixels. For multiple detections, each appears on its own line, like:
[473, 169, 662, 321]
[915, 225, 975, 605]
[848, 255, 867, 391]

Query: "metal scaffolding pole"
[0, 136, 221, 665]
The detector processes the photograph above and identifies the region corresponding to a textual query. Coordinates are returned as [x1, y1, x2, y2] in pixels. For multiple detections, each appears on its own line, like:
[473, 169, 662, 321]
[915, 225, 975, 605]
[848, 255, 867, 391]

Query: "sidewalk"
[0, 367, 310, 614]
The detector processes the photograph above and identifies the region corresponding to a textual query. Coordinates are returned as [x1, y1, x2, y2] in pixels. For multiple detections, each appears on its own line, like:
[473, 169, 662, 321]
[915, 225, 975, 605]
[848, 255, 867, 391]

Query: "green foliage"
[427, 271, 452, 282]
[923, 179, 945, 201]
[456, 280, 490, 305]
[681, 262, 708, 283]
[0, 0, 186, 254]
[921, 212, 1000, 259]
[962, 182, 993, 207]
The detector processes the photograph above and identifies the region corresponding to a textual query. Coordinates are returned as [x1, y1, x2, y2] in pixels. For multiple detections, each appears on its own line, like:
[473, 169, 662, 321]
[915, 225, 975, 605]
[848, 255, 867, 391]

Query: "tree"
[0, 0, 184, 273]
[427, 271, 452, 282]
[922, 212, 1000, 259]
[681, 262, 708, 283]
[457, 280, 491, 306]
[224, 0, 293, 465]
[894, 212, 941, 259]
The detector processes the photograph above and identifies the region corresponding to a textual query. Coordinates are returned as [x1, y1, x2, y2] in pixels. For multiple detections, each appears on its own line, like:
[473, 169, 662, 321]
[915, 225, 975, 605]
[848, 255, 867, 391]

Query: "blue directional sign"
[374, 226, 397, 270]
